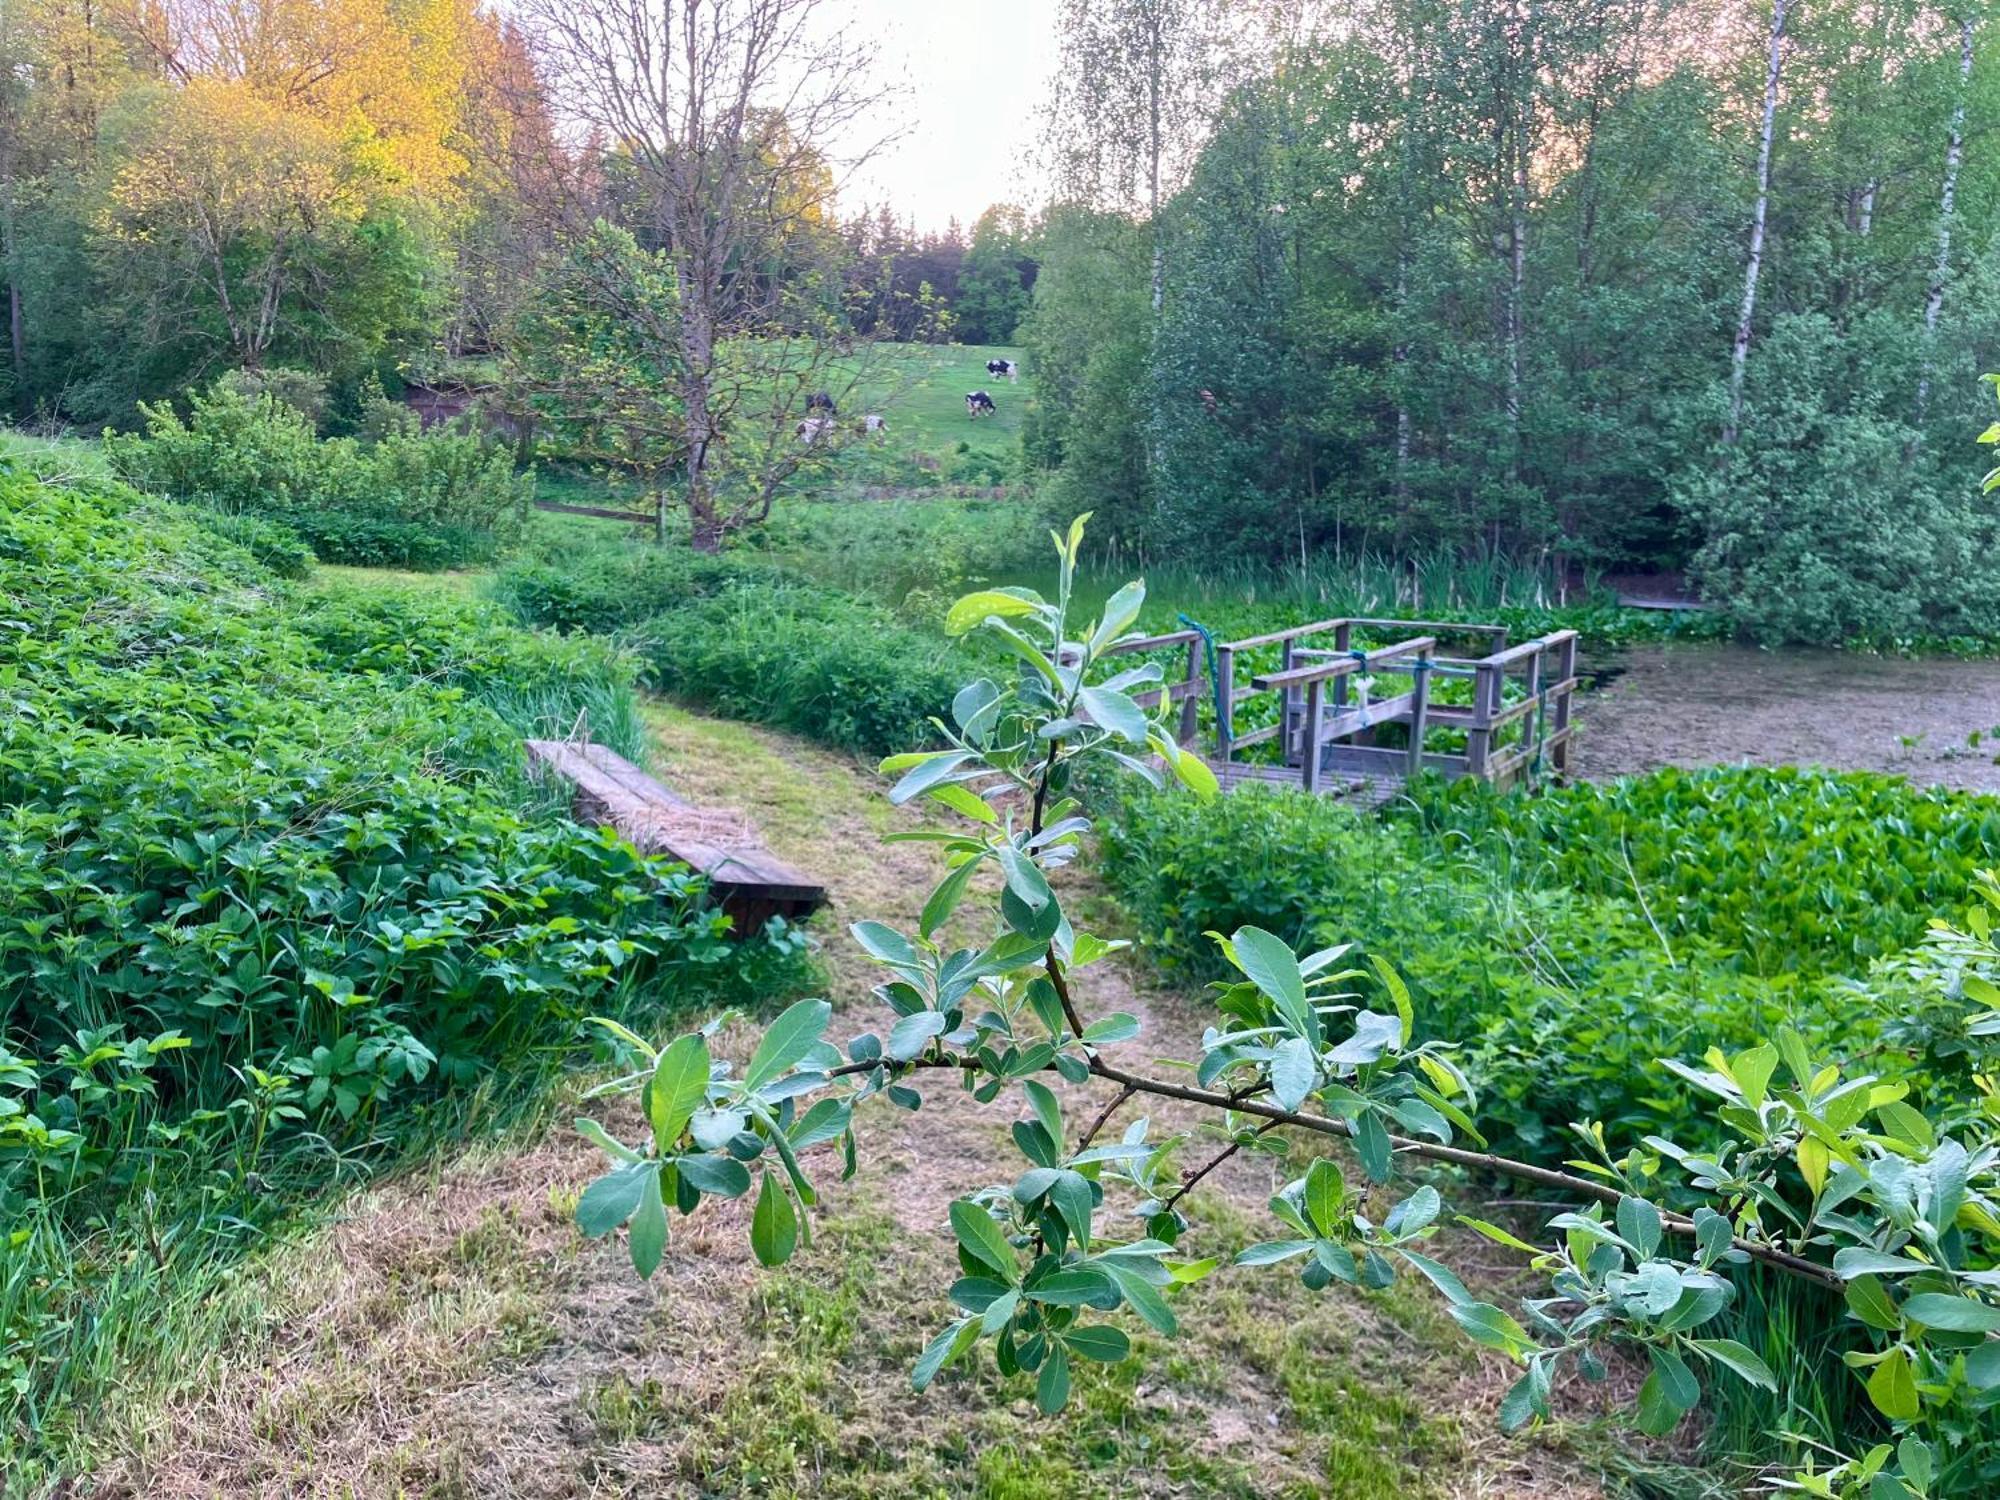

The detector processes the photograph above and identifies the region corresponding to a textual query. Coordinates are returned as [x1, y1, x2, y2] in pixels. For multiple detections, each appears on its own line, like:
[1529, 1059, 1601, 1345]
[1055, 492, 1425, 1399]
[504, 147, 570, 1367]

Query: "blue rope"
[1176, 614, 1229, 752]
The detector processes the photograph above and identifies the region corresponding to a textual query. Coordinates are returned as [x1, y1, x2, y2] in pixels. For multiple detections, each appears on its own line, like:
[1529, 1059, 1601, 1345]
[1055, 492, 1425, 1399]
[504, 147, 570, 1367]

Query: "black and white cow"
[985, 358, 1019, 382]
[966, 390, 997, 418]
[859, 413, 888, 436]
[806, 391, 837, 414]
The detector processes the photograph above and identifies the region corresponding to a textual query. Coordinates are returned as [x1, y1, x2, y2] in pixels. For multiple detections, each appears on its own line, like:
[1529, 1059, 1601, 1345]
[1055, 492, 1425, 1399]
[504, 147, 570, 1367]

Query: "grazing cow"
[796, 415, 834, 445]
[986, 358, 1019, 382]
[859, 413, 888, 435]
[1200, 388, 1217, 416]
[806, 391, 837, 414]
[966, 390, 997, 419]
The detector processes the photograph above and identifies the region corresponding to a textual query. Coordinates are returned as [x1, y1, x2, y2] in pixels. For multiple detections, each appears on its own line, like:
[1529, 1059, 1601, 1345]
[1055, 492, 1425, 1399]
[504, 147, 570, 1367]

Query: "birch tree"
[1914, 11, 1977, 431]
[1724, 0, 1792, 446]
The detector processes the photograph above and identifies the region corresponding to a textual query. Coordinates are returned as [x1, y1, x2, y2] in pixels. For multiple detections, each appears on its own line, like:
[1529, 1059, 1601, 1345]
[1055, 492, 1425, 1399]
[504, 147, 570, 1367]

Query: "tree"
[517, 0, 901, 549]
[1044, 0, 1232, 316]
[1724, 0, 1792, 446]
[509, 220, 861, 544]
[568, 521, 2000, 1498]
[955, 204, 1037, 346]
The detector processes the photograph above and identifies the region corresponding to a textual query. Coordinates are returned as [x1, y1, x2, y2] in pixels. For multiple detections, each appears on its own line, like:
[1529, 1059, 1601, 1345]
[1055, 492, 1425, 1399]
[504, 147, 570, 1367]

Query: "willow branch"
[820, 1050, 1839, 1289]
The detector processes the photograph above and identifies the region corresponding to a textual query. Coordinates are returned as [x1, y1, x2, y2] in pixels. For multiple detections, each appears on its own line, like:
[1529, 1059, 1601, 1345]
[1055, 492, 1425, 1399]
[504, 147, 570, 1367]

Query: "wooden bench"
[525, 739, 827, 934]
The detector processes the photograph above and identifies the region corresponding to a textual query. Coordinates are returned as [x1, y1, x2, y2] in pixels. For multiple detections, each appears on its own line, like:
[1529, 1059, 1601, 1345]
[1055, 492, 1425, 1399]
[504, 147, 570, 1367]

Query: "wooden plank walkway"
[526, 739, 827, 933]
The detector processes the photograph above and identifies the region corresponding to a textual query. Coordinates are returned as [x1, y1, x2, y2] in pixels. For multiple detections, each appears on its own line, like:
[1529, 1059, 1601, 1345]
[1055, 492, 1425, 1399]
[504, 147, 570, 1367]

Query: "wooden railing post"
[1179, 634, 1202, 746]
[1467, 661, 1497, 780]
[1552, 633, 1578, 775]
[1302, 677, 1325, 794]
[1405, 657, 1431, 780]
[1331, 622, 1353, 711]
[1280, 636, 1298, 765]
[1216, 647, 1235, 764]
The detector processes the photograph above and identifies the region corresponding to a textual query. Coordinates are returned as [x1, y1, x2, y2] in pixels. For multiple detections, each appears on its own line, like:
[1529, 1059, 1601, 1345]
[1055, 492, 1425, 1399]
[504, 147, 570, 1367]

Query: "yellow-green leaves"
[944, 587, 1044, 637]
[647, 1032, 711, 1153]
[1867, 1346, 1921, 1421]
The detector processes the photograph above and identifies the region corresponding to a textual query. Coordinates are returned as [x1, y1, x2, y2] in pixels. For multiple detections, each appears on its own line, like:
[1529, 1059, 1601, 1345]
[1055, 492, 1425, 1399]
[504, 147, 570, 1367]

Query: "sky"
[839, 0, 1060, 233]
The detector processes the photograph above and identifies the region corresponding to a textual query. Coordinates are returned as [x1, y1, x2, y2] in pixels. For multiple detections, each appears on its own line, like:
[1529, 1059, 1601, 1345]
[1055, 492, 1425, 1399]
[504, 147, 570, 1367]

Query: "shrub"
[104, 382, 531, 570]
[1100, 768, 2000, 1156]
[633, 579, 962, 754]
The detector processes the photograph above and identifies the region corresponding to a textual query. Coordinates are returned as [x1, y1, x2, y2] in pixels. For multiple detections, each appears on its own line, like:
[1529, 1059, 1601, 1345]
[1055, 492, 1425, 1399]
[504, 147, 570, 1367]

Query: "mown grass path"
[98, 706, 1654, 1500]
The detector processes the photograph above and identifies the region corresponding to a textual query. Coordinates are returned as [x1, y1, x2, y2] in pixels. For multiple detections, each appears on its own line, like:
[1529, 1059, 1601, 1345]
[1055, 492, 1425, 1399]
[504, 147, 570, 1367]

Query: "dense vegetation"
[105, 381, 531, 570]
[1026, 0, 2000, 643]
[568, 530, 2000, 1497]
[0, 470, 803, 1480]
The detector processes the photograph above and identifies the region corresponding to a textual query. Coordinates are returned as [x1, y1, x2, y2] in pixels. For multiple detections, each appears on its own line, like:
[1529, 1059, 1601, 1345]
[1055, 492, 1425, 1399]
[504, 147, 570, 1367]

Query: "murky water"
[1570, 643, 2000, 794]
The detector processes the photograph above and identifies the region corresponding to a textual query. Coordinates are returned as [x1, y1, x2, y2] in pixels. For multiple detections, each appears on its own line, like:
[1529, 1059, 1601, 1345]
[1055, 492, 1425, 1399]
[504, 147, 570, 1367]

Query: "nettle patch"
[572, 519, 2000, 1500]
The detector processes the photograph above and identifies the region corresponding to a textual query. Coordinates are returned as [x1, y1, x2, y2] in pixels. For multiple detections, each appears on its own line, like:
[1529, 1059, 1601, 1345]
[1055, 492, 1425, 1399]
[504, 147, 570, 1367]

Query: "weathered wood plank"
[526, 739, 827, 932]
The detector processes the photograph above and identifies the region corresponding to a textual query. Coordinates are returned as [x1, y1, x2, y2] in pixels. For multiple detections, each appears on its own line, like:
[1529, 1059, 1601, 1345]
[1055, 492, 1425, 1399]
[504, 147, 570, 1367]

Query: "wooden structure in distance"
[1115, 617, 1578, 806]
[526, 739, 827, 932]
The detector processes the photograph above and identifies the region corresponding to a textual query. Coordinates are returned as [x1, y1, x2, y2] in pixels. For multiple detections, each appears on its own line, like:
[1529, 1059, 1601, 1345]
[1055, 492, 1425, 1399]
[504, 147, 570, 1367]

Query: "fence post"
[1280, 636, 1298, 765]
[1331, 622, 1353, 711]
[1303, 676, 1325, 794]
[1179, 635, 1202, 746]
[1467, 660, 1496, 779]
[1552, 633, 1578, 776]
[1406, 659, 1431, 780]
[1215, 647, 1235, 764]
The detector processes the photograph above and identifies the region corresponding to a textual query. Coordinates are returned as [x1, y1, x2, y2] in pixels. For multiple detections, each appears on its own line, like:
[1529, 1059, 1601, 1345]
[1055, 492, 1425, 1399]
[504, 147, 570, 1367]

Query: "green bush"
[1100, 768, 2000, 1157]
[1403, 766, 2000, 976]
[633, 579, 961, 755]
[104, 382, 531, 570]
[0, 472, 805, 1471]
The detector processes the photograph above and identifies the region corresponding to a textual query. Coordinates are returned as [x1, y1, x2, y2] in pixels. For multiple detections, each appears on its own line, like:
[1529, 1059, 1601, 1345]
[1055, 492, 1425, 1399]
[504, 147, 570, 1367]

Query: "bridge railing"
[1103, 617, 1579, 794]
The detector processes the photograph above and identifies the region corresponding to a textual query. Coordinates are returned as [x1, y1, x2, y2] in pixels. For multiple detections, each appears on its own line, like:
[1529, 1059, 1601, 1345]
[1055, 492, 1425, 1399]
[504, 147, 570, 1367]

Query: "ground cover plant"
[0, 471, 806, 1483]
[568, 521, 2000, 1497]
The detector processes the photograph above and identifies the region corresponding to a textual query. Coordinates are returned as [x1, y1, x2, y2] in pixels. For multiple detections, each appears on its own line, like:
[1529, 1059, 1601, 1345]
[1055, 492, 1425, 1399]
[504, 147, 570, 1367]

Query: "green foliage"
[185, 507, 315, 579]
[1409, 767, 2000, 977]
[0, 472, 802, 1474]
[491, 540, 962, 755]
[104, 382, 532, 570]
[1676, 316, 2000, 645]
[1101, 767, 2000, 1157]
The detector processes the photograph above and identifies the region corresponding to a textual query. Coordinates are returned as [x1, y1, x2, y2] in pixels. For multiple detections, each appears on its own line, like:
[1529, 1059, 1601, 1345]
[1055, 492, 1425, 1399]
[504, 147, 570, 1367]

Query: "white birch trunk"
[1725, 0, 1789, 446]
[1914, 15, 1975, 431]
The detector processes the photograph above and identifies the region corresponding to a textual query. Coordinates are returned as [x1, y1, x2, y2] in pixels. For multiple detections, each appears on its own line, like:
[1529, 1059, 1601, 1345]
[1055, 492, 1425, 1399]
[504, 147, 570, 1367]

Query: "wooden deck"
[526, 739, 826, 933]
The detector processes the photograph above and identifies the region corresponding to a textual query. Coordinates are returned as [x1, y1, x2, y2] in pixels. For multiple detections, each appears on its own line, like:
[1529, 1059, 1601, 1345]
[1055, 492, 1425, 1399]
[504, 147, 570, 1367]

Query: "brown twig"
[1163, 1121, 1282, 1216]
[1075, 1083, 1136, 1154]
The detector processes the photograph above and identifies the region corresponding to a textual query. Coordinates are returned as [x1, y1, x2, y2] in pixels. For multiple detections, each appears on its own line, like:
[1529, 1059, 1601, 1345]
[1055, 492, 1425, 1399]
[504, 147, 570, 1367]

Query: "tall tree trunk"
[1148, 8, 1165, 317]
[1913, 15, 1975, 434]
[1725, 0, 1789, 447]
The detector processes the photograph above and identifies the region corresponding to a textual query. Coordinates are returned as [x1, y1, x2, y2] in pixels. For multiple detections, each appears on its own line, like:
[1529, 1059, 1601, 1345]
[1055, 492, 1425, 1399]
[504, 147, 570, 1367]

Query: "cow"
[986, 358, 1019, 382]
[796, 415, 834, 445]
[859, 413, 888, 436]
[966, 390, 997, 419]
[806, 391, 837, 414]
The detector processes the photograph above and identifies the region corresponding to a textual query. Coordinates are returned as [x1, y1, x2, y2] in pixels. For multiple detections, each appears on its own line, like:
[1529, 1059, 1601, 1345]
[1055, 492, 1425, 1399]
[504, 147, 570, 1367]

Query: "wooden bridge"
[1117, 617, 1578, 808]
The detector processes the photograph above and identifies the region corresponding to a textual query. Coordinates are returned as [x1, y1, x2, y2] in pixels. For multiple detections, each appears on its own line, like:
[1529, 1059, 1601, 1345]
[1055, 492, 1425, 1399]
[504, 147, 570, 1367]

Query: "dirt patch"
[1572, 643, 2000, 794]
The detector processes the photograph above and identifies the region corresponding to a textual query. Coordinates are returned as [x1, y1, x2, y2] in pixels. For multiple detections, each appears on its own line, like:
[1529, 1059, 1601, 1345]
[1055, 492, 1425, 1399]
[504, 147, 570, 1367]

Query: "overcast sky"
[839, 0, 1060, 232]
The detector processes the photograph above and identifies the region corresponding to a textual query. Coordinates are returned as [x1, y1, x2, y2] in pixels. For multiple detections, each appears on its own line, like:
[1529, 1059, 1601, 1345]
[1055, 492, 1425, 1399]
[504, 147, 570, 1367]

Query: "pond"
[1570, 643, 2000, 795]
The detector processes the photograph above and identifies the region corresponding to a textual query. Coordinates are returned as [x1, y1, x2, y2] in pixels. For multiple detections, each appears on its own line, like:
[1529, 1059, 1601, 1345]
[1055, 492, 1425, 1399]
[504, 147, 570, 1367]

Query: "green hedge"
[492, 546, 962, 755]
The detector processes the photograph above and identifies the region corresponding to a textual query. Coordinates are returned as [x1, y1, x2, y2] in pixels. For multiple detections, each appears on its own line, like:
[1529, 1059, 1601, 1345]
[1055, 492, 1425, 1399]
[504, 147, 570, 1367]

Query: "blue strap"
[1177, 614, 1229, 751]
